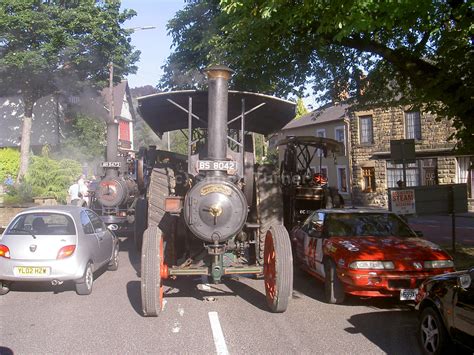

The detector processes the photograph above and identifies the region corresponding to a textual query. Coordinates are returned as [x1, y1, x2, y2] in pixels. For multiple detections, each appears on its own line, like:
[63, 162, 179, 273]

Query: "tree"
[0, 0, 140, 181]
[58, 113, 107, 164]
[295, 98, 309, 119]
[161, 0, 473, 152]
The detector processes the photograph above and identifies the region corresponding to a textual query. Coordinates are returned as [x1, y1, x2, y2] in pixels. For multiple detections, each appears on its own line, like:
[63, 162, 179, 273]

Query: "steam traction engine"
[136, 66, 296, 316]
[278, 136, 345, 231]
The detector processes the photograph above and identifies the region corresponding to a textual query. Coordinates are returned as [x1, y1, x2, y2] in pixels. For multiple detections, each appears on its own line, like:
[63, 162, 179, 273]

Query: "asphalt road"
[1, 237, 422, 355]
[407, 213, 474, 246]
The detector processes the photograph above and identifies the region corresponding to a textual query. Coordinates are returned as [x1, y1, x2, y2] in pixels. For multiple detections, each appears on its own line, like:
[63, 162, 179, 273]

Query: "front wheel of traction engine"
[264, 225, 293, 313]
[141, 226, 165, 317]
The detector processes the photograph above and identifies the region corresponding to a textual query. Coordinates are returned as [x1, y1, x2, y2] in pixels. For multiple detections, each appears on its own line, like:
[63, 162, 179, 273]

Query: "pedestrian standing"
[78, 175, 89, 206]
[68, 180, 80, 206]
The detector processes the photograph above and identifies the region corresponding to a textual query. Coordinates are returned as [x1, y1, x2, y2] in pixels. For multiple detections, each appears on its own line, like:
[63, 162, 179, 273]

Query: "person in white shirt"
[68, 182, 80, 206]
[77, 175, 89, 206]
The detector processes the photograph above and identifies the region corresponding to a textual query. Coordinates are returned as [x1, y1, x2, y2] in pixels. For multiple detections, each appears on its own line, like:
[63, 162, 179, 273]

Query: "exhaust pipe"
[51, 280, 63, 286]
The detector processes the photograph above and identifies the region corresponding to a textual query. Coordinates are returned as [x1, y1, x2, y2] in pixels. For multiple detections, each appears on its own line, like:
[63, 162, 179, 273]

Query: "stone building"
[349, 106, 473, 208]
[276, 102, 473, 210]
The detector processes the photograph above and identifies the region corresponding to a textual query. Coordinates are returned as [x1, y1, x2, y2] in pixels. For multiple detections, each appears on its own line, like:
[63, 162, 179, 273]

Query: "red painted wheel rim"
[264, 231, 276, 303]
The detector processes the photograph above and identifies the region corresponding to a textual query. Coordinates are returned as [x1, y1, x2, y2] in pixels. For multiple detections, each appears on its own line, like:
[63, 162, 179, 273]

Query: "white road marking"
[178, 306, 184, 317]
[208, 312, 229, 355]
[172, 321, 181, 333]
[162, 299, 167, 311]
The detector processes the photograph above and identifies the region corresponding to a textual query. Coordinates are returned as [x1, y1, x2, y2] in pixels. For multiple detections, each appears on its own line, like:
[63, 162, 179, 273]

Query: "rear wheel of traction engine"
[255, 164, 284, 265]
[141, 226, 164, 317]
[264, 225, 293, 313]
[134, 196, 148, 252]
[324, 259, 345, 304]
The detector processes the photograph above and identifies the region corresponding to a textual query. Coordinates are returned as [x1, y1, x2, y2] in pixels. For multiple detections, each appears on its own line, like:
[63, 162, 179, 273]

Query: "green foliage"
[0, 148, 20, 182]
[169, 130, 189, 155]
[295, 98, 309, 119]
[162, 0, 473, 152]
[3, 180, 33, 205]
[0, 0, 140, 178]
[59, 113, 106, 162]
[0, 0, 139, 97]
[25, 154, 82, 203]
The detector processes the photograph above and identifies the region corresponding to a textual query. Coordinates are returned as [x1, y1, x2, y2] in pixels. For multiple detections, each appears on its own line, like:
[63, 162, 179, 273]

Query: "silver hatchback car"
[0, 205, 119, 295]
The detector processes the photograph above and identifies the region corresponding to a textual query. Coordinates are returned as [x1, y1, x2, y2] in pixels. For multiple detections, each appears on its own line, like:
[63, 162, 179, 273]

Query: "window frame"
[362, 167, 376, 193]
[359, 115, 374, 144]
[336, 165, 348, 193]
[404, 111, 422, 141]
[334, 125, 346, 153]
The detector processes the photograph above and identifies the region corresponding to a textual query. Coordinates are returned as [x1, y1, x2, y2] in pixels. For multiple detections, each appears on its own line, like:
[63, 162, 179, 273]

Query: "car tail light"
[57, 245, 76, 259]
[0, 244, 10, 259]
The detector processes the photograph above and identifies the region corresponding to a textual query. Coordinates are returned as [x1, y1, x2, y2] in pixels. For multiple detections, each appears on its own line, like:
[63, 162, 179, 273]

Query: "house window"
[316, 129, 326, 138]
[405, 111, 422, 140]
[386, 161, 420, 187]
[337, 165, 348, 192]
[119, 120, 130, 141]
[315, 129, 326, 156]
[359, 115, 373, 144]
[421, 158, 438, 186]
[334, 126, 345, 152]
[362, 167, 376, 192]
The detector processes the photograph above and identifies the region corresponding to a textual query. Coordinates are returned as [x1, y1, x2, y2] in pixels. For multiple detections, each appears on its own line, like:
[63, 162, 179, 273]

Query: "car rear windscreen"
[7, 213, 76, 235]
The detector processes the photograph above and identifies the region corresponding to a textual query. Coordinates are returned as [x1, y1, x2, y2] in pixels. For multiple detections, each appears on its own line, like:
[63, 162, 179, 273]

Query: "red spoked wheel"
[264, 225, 293, 313]
[141, 226, 166, 317]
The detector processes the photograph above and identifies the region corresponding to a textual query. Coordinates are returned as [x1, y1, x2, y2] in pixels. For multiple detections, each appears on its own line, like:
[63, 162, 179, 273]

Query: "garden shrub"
[26, 155, 82, 203]
[0, 148, 20, 182]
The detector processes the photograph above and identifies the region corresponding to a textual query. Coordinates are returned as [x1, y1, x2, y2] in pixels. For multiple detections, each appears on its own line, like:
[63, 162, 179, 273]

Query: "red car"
[292, 209, 455, 304]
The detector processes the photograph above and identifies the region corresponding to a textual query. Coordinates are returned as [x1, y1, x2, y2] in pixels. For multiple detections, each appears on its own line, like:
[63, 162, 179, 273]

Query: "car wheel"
[75, 262, 93, 295]
[324, 259, 345, 304]
[107, 244, 119, 271]
[0, 281, 10, 295]
[419, 306, 450, 355]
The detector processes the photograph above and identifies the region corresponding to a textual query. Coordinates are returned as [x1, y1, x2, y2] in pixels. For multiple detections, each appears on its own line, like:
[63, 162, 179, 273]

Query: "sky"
[120, 0, 186, 89]
[120, 0, 317, 108]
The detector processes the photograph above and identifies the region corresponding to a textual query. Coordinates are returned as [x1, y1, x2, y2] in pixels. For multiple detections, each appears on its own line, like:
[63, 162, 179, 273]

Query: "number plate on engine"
[197, 160, 238, 174]
[400, 288, 418, 300]
[101, 161, 121, 168]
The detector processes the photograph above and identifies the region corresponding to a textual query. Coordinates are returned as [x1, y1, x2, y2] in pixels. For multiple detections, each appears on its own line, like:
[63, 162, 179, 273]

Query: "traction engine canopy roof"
[137, 90, 296, 137]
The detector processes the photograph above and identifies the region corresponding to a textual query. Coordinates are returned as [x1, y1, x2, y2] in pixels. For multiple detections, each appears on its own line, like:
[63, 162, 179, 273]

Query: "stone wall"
[349, 106, 458, 207]
[0, 206, 28, 229]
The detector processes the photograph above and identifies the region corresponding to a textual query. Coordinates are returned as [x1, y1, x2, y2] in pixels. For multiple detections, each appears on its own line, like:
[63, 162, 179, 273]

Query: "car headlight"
[349, 261, 395, 269]
[424, 260, 454, 269]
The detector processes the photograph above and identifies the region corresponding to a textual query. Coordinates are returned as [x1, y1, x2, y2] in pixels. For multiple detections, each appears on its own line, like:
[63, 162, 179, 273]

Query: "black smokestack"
[205, 65, 232, 161]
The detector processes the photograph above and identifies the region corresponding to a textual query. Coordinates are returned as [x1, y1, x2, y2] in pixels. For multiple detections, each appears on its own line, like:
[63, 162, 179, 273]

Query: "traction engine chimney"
[205, 65, 232, 165]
